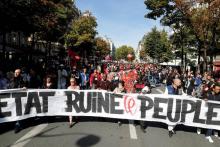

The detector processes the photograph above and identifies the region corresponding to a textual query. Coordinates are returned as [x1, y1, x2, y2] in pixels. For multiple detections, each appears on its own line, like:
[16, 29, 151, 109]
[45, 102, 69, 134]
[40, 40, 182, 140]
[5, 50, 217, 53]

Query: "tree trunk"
[48, 41, 51, 57]
[30, 33, 35, 62]
[184, 53, 187, 72]
[210, 54, 213, 72]
[18, 32, 21, 49]
[203, 45, 208, 72]
[197, 47, 201, 73]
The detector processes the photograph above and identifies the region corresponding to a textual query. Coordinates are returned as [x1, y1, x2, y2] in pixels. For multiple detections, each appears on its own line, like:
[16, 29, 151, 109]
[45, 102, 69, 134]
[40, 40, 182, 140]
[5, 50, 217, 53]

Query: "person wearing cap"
[204, 82, 220, 143]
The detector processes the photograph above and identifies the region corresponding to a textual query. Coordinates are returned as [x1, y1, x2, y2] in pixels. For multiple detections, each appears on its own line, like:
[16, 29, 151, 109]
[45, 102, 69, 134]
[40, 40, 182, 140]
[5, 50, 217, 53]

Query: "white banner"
[0, 89, 220, 130]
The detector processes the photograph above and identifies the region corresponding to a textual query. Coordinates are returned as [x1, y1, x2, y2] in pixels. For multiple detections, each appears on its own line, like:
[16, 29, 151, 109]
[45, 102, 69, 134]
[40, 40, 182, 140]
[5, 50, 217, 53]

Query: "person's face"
[118, 83, 123, 89]
[102, 75, 107, 81]
[14, 69, 21, 77]
[83, 68, 87, 73]
[70, 79, 76, 86]
[46, 77, 51, 83]
[213, 86, 220, 94]
[174, 79, 181, 87]
[30, 69, 35, 75]
[207, 75, 211, 80]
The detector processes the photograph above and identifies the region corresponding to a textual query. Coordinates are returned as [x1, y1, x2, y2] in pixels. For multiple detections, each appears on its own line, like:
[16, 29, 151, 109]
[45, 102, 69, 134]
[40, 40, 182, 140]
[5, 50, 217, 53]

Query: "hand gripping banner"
[0, 89, 220, 130]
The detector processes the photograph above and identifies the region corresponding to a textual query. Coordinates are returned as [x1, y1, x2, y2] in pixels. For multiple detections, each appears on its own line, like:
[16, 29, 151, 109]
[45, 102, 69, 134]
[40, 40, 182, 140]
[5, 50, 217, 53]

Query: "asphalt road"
[0, 86, 220, 147]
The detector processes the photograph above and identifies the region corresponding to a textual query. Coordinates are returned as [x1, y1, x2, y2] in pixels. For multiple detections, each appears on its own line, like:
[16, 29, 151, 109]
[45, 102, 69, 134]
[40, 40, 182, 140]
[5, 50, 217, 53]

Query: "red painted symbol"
[124, 95, 137, 115]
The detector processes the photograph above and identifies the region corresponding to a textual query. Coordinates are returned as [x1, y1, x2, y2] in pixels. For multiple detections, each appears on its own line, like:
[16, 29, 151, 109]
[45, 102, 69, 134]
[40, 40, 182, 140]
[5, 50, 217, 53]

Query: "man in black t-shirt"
[205, 82, 220, 143]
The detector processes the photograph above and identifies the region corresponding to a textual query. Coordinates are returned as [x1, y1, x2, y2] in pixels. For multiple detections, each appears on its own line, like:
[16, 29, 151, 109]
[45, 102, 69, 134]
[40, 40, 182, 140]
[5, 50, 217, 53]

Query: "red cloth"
[122, 70, 138, 93]
[68, 49, 80, 60]
[135, 84, 145, 89]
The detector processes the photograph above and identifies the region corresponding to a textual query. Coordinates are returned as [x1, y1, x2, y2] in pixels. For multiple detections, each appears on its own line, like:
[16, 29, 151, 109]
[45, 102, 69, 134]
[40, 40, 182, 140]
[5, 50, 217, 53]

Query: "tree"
[139, 48, 147, 60]
[0, 0, 80, 60]
[175, 0, 220, 71]
[144, 0, 220, 72]
[95, 37, 111, 59]
[65, 13, 98, 57]
[39, 0, 79, 42]
[142, 27, 173, 63]
[115, 45, 135, 61]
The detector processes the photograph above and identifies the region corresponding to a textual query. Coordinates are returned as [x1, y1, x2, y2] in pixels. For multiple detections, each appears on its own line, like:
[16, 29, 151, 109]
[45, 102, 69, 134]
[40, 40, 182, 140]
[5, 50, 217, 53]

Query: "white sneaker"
[197, 128, 201, 134]
[206, 136, 214, 143]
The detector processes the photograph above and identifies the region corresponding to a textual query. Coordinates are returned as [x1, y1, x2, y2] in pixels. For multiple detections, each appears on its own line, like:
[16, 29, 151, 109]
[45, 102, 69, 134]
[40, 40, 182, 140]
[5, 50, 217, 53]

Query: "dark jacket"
[10, 76, 25, 88]
[167, 85, 181, 95]
[207, 92, 220, 102]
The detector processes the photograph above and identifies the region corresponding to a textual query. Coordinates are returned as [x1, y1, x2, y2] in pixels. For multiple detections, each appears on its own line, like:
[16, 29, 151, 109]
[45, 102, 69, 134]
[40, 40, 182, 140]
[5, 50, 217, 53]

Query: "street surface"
[0, 86, 220, 147]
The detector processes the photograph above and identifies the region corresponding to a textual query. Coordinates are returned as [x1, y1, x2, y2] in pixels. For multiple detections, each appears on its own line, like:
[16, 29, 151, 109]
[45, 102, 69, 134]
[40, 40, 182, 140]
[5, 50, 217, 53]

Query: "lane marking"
[129, 120, 137, 139]
[155, 89, 164, 94]
[11, 123, 48, 147]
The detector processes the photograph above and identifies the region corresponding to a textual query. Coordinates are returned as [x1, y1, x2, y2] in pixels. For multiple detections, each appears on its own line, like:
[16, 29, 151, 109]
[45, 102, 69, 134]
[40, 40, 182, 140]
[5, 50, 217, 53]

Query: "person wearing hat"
[203, 82, 220, 143]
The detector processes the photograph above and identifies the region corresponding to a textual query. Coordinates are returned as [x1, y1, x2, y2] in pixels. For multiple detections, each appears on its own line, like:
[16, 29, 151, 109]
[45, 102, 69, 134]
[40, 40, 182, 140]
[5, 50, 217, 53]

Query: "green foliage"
[65, 14, 97, 54]
[144, 0, 220, 70]
[115, 45, 135, 61]
[40, 0, 78, 43]
[95, 37, 111, 59]
[0, 0, 79, 43]
[170, 25, 197, 57]
[139, 48, 146, 60]
[143, 27, 173, 63]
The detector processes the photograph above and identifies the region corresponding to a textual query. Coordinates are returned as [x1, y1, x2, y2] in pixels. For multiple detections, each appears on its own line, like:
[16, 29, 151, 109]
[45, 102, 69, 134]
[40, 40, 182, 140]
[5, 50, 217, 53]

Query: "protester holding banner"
[113, 81, 126, 126]
[139, 82, 152, 133]
[204, 82, 220, 143]
[195, 80, 207, 135]
[10, 69, 26, 133]
[165, 78, 182, 137]
[68, 77, 80, 128]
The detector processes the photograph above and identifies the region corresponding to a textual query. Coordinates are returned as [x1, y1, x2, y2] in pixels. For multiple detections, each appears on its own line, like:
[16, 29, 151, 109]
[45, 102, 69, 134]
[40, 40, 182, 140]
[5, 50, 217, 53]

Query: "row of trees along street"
[0, 0, 79, 60]
[65, 12, 111, 63]
[144, 0, 220, 72]
[0, 0, 112, 66]
[140, 27, 173, 63]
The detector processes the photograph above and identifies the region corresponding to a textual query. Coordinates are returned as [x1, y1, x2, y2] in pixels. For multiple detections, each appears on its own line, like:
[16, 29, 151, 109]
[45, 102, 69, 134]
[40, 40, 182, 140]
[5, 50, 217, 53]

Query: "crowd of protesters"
[0, 62, 163, 92]
[0, 62, 220, 143]
[164, 67, 220, 143]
